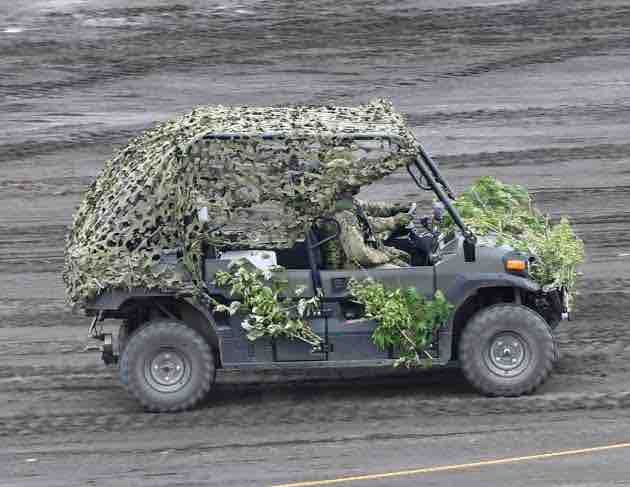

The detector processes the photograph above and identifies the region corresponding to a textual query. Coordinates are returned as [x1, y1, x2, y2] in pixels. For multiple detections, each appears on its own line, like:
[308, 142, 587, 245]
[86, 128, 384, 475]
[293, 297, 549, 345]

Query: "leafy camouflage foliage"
[349, 278, 453, 367]
[63, 100, 417, 306]
[444, 176, 584, 297]
[212, 260, 322, 345]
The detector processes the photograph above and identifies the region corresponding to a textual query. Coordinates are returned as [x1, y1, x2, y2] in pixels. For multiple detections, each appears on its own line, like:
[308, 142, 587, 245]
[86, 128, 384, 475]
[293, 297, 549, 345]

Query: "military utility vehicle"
[65, 101, 567, 412]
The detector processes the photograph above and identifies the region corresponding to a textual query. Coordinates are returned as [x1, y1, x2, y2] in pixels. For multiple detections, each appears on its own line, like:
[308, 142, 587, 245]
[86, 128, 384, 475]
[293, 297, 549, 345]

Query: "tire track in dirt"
[409, 103, 630, 127]
[3, 1, 630, 98]
[0, 340, 87, 357]
[0, 130, 141, 162]
[0, 178, 91, 196]
[440, 144, 630, 170]
[438, 35, 630, 79]
[0, 425, 538, 457]
[2, 388, 629, 439]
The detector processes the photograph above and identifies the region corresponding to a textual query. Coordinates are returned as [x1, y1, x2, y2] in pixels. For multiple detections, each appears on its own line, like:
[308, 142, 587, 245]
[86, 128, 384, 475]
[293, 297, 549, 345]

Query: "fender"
[83, 288, 178, 311]
[84, 288, 222, 360]
[436, 273, 541, 365]
[444, 272, 540, 309]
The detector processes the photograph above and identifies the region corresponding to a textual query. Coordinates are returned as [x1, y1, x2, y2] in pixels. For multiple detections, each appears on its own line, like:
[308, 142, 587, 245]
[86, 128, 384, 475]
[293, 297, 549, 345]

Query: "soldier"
[321, 187, 414, 269]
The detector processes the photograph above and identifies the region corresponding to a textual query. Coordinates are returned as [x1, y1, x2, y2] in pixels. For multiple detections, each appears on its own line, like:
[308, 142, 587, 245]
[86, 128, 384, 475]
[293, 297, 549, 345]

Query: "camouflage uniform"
[322, 198, 413, 269]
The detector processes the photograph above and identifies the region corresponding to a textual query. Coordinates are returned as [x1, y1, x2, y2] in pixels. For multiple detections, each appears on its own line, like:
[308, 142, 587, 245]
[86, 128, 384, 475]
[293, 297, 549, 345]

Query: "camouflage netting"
[63, 99, 418, 307]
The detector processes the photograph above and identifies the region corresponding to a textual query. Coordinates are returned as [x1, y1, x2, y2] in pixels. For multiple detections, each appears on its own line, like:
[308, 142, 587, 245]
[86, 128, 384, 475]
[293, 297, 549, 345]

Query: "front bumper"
[537, 287, 570, 327]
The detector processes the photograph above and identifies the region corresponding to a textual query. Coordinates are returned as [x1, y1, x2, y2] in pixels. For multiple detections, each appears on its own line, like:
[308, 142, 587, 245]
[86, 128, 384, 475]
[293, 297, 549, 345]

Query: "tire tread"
[120, 320, 215, 412]
[459, 304, 555, 397]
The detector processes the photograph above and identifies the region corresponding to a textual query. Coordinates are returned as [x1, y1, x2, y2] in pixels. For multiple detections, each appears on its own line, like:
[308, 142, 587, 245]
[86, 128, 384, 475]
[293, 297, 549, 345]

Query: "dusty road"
[1, 0, 630, 485]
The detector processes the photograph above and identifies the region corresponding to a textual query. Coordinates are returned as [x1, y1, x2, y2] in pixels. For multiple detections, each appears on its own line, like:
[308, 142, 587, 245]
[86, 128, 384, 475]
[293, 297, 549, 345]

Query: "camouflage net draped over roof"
[64, 99, 418, 306]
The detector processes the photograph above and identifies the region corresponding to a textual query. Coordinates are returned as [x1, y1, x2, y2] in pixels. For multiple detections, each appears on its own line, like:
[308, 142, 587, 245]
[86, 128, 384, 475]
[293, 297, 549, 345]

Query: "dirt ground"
[1, 0, 630, 485]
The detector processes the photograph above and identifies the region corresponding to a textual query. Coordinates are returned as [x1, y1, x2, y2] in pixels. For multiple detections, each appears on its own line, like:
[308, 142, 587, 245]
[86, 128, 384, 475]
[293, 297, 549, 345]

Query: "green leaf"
[213, 260, 323, 346]
[442, 176, 584, 298]
[351, 278, 453, 368]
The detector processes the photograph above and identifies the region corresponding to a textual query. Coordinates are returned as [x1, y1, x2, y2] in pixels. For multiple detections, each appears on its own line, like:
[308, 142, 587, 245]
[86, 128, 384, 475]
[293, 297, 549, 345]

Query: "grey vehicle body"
[83, 136, 567, 411]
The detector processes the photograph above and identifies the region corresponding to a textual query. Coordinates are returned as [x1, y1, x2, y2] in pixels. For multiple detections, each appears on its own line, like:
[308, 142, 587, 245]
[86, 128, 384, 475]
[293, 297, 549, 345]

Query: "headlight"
[503, 252, 531, 275]
[505, 259, 527, 272]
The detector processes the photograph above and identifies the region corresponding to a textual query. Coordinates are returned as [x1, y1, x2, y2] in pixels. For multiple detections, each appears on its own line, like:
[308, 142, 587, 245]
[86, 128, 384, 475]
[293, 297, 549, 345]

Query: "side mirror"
[463, 237, 476, 262]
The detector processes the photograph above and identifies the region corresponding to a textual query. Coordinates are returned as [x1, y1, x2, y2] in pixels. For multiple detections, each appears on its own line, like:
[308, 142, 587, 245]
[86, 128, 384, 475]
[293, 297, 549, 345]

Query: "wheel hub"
[150, 351, 186, 385]
[144, 348, 191, 393]
[485, 332, 529, 377]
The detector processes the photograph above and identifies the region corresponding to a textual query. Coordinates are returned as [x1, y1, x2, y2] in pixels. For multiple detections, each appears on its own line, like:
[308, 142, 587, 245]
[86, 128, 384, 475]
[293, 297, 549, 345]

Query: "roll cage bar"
[410, 142, 475, 241]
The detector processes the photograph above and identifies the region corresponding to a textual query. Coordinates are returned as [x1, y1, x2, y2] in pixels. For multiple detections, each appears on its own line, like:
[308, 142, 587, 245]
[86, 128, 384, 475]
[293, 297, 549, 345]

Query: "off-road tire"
[117, 323, 130, 386]
[120, 319, 215, 412]
[118, 322, 130, 354]
[459, 304, 555, 397]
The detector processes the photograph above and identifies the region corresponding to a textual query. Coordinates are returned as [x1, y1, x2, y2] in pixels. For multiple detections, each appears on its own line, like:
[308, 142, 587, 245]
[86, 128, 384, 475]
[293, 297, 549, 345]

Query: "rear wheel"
[120, 319, 215, 412]
[117, 321, 130, 354]
[117, 322, 132, 386]
[459, 304, 555, 397]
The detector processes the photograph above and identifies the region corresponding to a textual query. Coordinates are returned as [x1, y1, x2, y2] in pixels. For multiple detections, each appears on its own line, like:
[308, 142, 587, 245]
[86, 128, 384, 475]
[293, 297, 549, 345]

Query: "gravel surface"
[1, 0, 630, 485]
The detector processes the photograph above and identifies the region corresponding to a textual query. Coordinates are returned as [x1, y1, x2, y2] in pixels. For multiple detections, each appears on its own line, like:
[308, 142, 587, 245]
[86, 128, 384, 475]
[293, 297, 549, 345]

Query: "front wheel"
[459, 304, 555, 397]
[120, 319, 216, 412]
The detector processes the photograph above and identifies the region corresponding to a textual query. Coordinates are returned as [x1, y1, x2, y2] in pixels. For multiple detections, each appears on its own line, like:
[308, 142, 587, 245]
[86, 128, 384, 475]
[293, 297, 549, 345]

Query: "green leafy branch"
[211, 260, 322, 346]
[348, 278, 453, 367]
[443, 176, 584, 298]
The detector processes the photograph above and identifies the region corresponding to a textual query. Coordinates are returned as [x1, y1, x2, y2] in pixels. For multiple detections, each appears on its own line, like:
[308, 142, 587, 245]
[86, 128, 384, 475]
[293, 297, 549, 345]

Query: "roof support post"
[409, 157, 476, 246]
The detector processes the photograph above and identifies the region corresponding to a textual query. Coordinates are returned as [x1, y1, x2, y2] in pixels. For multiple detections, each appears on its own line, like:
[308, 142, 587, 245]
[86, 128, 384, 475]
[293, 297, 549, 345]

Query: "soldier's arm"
[366, 215, 403, 234]
[336, 211, 392, 267]
[383, 245, 411, 265]
[367, 212, 414, 236]
[356, 198, 411, 218]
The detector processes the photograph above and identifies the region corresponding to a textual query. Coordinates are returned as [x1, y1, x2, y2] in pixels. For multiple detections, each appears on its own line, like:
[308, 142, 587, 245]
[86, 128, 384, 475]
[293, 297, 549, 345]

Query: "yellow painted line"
[272, 442, 630, 487]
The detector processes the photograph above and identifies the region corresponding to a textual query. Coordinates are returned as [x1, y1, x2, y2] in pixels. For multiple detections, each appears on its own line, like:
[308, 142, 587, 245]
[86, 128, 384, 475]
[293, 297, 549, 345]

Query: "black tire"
[120, 319, 215, 412]
[117, 322, 130, 386]
[459, 304, 555, 397]
[118, 322, 130, 355]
